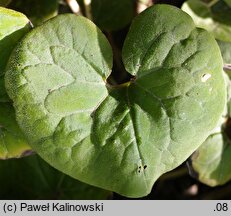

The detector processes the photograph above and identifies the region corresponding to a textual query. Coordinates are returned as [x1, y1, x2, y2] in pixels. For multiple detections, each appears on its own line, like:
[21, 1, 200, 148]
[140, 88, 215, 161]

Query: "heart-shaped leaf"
[0, 154, 111, 199]
[182, 0, 231, 42]
[5, 5, 226, 197]
[188, 73, 231, 186]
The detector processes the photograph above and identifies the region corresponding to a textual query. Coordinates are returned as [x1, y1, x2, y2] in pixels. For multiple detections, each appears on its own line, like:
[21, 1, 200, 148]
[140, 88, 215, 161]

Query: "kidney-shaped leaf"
[5, 5, 226, 198]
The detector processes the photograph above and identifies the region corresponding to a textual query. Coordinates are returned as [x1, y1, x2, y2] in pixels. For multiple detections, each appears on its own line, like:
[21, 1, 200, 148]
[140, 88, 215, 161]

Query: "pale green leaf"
[0, 7, 31, 159]
[0, 7, 31, 101]
[5, 5, 226, 198]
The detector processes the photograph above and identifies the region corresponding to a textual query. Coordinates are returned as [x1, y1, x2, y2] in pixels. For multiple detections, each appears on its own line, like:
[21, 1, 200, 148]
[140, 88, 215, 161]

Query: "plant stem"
[224, 64, 231, 71]
[66, 0, 82, 15]
[207, 0, 219, 7]
[137, 0, 153, 13]
[83, 0, 92, 20]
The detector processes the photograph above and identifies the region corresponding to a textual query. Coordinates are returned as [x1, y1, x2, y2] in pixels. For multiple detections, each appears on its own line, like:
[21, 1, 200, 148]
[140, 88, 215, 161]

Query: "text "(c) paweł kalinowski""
[20, 202, 104, 212]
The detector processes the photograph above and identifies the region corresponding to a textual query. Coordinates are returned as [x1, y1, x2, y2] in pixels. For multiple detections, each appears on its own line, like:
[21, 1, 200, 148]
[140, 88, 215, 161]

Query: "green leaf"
[5, 5, 226, 198]
[91, 0, 134, 31]
[0, 7, 31, 101]
[8, 0, 59, 26]
[189, 73, 231, 186]
[0, 154, 111, 199]
[0, 103, 31, 159]
[217, 40, 231, 64]
[190, 132, 231, 186]
[182, 0, 231, 42]
[0, 7, 31, 159]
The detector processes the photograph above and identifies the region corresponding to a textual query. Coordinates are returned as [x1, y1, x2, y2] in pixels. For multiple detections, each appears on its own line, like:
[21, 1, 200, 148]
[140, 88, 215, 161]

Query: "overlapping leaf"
[189, 74, 231, 186]
[0, 7, 31, 101]
[0, 7, 31, 159]
[5, 5, 226, 197]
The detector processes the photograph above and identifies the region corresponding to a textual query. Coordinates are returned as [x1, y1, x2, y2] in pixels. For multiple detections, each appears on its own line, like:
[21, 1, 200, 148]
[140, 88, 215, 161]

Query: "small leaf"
[91, 0, 134, 31]
[0, 154, 111, 199]
[5, 5, 226, 198]
[182, 0, 231, 42]
[0, 7, 31, 159]
[188, 72, 231, 186]
[217, 40, 231, 64]
[0, 7, 31, 101]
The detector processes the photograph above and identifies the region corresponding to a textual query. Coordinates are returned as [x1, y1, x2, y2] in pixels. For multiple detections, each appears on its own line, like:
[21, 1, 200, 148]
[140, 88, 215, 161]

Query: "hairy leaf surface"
[0, 7, 31, 159]
[0, 7, 31, 101]
[5, 5, 226, 197]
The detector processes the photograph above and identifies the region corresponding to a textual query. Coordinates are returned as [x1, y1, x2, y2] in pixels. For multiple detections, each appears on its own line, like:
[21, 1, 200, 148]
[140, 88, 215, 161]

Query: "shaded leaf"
[217, 40, 231, 64]
[189, 73, 231, 186]
[0, 154, 111, 199]
[182, 0, 231, 42]
[5, 5, 226, 198]
[0, 103, 31, 159]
